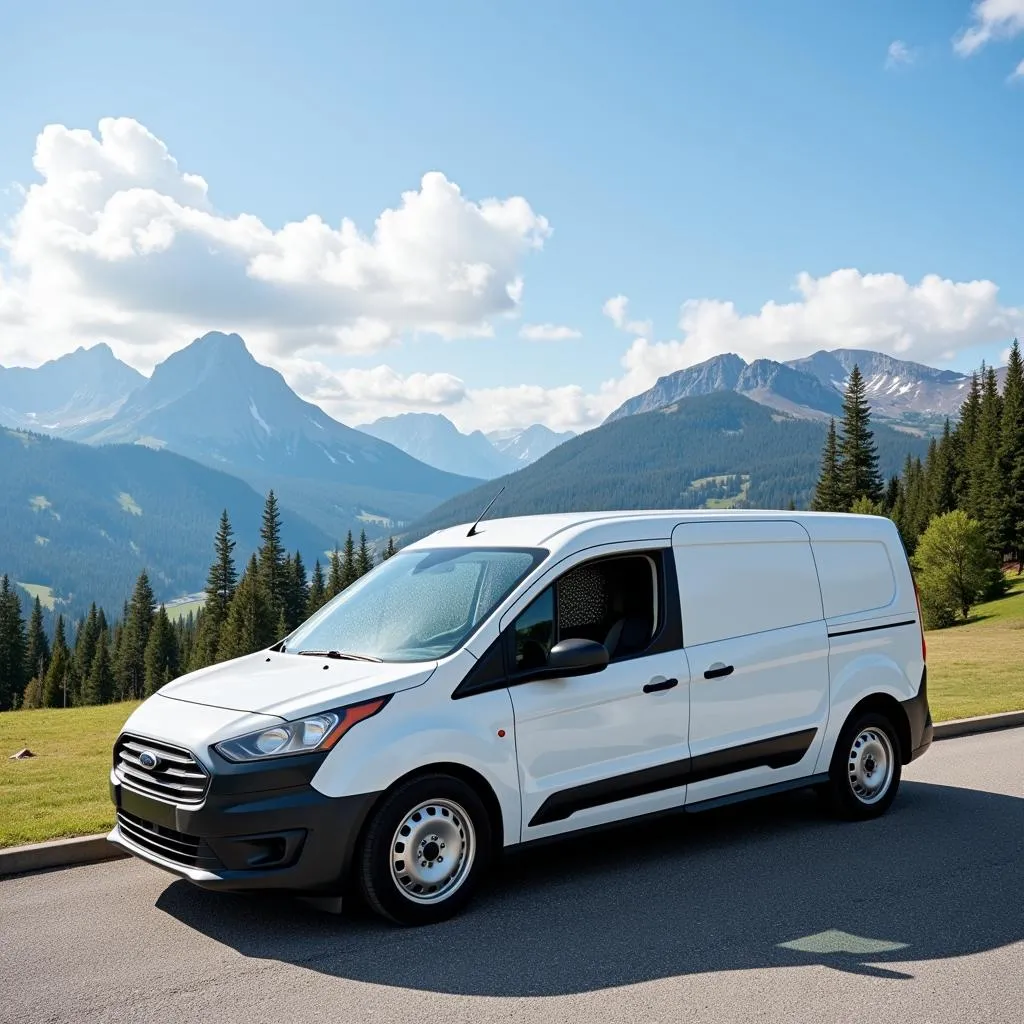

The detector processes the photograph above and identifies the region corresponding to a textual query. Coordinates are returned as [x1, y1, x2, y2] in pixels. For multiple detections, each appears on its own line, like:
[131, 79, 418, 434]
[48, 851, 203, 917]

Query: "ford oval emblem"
[138, 750, 160, 770]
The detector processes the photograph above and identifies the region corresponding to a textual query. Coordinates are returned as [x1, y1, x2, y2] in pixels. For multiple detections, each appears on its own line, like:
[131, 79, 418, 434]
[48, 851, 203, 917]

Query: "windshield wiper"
[291, 649, 383, 662]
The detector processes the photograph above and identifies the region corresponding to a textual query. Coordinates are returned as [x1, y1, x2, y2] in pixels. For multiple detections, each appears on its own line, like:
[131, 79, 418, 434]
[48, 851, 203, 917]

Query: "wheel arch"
[841, 692, 913, 764]
[352, 761, 506, 868]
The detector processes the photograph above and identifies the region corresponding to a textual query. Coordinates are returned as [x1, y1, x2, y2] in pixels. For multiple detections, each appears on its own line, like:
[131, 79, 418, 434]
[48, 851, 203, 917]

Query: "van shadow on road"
[156, 781, 1023, 996]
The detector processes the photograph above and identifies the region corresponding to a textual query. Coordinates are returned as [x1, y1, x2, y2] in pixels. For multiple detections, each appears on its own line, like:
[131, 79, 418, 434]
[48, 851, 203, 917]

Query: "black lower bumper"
[901, 667, 933, 762]
[108, 748, 381, 894]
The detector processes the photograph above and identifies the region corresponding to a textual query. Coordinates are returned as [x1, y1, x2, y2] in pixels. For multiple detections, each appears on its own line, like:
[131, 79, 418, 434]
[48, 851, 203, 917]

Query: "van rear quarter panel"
[309, 651, 523, 847]
[805, 517, 925, 772]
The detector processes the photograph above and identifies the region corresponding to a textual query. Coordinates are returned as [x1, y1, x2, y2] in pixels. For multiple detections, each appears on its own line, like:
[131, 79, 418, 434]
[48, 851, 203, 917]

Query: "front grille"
[116, 810, 221, 870]
[114, 734, 210, 805]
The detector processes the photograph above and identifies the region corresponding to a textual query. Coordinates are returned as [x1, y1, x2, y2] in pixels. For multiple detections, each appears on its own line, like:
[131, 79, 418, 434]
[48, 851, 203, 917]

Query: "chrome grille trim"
[113, 734, 210, 805]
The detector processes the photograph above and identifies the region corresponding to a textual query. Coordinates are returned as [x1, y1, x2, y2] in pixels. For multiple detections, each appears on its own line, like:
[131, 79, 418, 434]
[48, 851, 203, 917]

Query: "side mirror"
[545, 638, 609, 677]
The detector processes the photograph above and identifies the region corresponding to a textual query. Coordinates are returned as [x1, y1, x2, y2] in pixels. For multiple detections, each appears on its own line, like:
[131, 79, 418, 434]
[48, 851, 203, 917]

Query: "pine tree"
[0, 575, 28, 712]
[837, 365, 883, 507]
[382, 537, 398, 560]
[355, 530, 374, 578]
[175, 611, 197, 672]
[341, 531, 357, 589]
[326, 547, 344, 599]
[24, 596, 50, 685]
[116, 571, 156, 701]
[953, 372, 982, 506]
[811, 418, 844, 511]
[999, 339, 1024, 568]
[929, 420, 957, 517]
[218, 555, 276, 661]
[883, 475, 900, 515]
[306, 560, 327, 616]
[967, 365, 1005, 561]
[42, 615, 75, 708]
[82, 630, 115, 706]
[143, 606, 180, 696]
[193, 509, 238, 667]
[258, 490, 286, 618]
[74, 604, 102, 703]
[284, 551, 309, 631]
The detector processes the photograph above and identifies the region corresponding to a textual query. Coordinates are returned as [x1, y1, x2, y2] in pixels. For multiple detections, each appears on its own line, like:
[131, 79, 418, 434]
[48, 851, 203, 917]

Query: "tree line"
[811, 341, 1023, 626]
[0, 490, 398, 711]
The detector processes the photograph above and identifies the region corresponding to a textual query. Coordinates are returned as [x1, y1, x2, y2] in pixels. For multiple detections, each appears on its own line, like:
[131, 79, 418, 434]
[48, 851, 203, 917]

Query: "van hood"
[157, 651, 437, 720]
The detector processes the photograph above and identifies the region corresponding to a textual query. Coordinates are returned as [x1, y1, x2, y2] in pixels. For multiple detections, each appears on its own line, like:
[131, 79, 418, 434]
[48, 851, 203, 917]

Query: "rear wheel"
[826, 711, 902, 819]
[357, 773, 491, 926]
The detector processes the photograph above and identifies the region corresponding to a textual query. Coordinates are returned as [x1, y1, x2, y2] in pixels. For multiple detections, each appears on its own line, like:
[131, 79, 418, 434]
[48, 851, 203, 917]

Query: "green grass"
[16, 582, 57, 610]
[926, 573, 1024, 721]
[0, 577, 1021, 848]
[0, 701, 141, 848]
[165, 598, 205, 623]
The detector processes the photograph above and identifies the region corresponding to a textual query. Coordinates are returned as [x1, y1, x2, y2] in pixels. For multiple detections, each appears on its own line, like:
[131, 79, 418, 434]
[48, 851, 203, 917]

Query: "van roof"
[409, 509, 900, 555]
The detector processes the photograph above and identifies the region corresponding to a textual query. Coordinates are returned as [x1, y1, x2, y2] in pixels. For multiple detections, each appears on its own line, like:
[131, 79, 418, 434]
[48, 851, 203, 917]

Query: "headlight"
[214, 697, 389, 763]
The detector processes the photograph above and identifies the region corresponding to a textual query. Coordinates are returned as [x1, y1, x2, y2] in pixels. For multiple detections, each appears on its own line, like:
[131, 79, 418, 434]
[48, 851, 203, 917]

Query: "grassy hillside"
[407, 393, 928, 540]
[926, 574, 1024, 721]
[1, 582, 1020, 849]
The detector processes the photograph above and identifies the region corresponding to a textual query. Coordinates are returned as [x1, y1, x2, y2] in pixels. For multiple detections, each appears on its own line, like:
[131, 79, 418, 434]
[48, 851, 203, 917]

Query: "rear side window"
[673, 523, 823, 645]
[812, 541, 896, 619]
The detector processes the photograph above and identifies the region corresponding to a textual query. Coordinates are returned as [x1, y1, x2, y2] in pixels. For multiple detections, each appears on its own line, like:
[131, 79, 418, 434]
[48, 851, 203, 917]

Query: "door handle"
[643, 677, 679, 694]
[704, 663, 734, 680]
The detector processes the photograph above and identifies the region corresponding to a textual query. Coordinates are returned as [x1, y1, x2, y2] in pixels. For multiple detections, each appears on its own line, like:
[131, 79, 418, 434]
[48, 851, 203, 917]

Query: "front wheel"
[825, 711, 902, 820]
[357, 773, 492, 925]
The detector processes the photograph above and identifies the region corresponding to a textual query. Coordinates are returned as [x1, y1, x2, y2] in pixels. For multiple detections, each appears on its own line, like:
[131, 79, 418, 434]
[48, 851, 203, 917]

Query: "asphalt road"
[2, 729, 1022, 1024]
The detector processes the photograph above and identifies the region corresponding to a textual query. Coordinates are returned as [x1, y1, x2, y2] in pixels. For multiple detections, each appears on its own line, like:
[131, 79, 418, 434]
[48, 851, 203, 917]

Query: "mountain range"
[606, 348, 1005, 431]
[0, 344, 145, 432]
[357, 413, 574, 479]
[51, 333, 479, 538]
[408, 391, 932, 542]
[0, 331, 1000, 613]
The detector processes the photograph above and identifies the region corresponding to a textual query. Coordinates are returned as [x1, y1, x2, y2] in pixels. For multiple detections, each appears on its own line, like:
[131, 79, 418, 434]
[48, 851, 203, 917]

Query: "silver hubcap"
[389, 799, 475, 904]
[848, 728, 894, 804]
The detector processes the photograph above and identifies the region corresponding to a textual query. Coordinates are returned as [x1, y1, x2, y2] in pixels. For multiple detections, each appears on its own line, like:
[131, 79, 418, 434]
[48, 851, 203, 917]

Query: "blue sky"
[1, 0, 1022, 431]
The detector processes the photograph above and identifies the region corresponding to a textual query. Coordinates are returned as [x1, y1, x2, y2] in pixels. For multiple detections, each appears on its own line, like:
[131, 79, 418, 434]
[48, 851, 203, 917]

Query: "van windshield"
[283, 547, 545, 663]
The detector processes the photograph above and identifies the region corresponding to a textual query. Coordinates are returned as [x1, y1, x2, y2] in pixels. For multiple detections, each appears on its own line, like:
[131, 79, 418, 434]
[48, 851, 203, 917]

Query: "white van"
[109, 510, 932, 925]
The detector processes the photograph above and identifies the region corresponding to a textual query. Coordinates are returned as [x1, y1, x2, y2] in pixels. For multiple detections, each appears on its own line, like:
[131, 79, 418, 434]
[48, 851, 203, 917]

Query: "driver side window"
[511, 552, 659, 674]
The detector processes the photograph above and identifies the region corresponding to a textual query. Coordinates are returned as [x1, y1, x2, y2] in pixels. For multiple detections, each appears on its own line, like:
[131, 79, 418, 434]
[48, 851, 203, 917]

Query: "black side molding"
[528, 728, 817, 826]
[828, 618, 917, 639]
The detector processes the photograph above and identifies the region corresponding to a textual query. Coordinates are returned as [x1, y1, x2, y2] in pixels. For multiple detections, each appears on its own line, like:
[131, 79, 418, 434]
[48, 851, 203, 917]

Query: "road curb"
[932, 709, 1024, 739]
[2, 711, 1022, 879]
[0, 832, 128, 878]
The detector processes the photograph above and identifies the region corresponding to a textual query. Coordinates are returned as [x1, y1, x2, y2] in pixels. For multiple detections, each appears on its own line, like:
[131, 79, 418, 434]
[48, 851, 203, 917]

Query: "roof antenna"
[467, 485, 505, 537]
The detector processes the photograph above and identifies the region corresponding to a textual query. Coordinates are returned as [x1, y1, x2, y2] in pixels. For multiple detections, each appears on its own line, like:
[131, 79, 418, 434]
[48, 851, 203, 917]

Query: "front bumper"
[108, 746, 380, 894]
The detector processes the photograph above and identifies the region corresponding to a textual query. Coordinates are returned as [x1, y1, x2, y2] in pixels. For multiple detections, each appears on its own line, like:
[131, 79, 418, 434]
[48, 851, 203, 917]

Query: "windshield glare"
[284, 547, 544, 662]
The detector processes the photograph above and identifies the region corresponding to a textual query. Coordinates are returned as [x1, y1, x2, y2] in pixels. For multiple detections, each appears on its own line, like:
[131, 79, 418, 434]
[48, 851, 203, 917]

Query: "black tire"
[357, 773, 492, 926]
[825, 710, 903, 820]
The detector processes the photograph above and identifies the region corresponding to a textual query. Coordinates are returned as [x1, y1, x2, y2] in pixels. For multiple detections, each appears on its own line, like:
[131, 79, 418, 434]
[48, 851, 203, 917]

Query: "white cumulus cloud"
[602, 294, 653, 338]
[0, 117, 551, 367]
[518, 322, 582, 341]
[1010, 57, 1024, 79]
[667, 269, 1022, 369]
[954, 0, 1024, 55]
